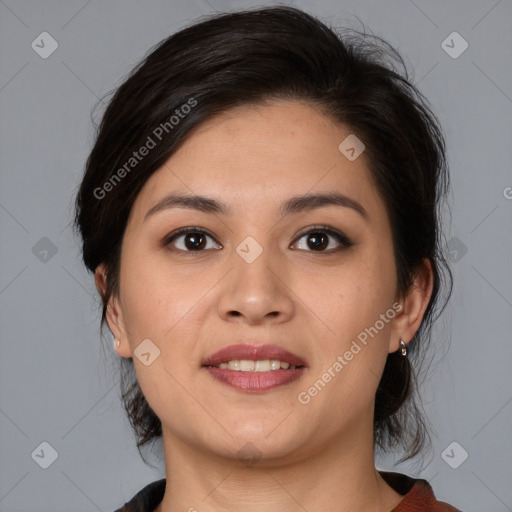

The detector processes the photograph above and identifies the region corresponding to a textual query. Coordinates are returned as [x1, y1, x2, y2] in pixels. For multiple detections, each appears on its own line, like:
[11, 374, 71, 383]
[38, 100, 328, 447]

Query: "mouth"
[201, 343, 307, 392]
[209, 359, 300, 370]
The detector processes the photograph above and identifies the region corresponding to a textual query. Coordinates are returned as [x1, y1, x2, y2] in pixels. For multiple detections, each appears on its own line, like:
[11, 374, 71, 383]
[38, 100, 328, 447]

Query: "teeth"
[214, 359, 297, 371]
[240, 360, 255, 371]
[227, 360, 240, 370]
[254, 360, 270, 371]
[270, 359, 281, 370]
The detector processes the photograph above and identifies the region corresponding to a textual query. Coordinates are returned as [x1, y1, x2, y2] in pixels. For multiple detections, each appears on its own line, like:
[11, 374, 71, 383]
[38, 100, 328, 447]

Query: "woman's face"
[105, 100, 412, 464]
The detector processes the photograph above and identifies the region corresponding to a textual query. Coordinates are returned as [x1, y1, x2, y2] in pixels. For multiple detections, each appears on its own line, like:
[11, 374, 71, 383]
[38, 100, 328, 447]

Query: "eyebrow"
[144, 191, 367, 221]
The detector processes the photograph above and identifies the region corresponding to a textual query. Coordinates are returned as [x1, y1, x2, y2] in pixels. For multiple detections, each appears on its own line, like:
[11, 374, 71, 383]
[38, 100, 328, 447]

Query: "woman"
[74, 6, 461, 511]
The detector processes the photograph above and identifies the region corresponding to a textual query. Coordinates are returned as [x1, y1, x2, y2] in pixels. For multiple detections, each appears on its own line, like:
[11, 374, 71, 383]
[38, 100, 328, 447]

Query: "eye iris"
[307, 232, 328, 250]
[185, 233, 206, 250]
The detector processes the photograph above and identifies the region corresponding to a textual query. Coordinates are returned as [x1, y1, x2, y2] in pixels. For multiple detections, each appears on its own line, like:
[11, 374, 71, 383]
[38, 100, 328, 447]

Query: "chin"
[224, 425, 310, 463]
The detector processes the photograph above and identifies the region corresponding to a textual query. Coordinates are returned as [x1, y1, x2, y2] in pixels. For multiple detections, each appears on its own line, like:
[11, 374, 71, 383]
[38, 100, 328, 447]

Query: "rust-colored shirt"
[114, 471, 462, 511]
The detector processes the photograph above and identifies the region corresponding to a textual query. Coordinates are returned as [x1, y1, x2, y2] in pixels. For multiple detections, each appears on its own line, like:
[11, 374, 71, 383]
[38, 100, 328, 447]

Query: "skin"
[96, 100, 433, 512]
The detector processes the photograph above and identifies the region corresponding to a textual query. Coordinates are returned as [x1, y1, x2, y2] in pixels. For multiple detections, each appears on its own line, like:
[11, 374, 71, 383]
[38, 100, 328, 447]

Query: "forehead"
[131, 100, 384, 221]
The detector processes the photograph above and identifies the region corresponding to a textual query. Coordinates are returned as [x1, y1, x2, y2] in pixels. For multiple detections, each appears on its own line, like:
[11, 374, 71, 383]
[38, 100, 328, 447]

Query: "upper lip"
[202, 343, 307, 367]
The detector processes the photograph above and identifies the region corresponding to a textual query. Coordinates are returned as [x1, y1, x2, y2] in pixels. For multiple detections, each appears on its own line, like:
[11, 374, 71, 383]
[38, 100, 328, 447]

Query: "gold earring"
[399, 339, 407, 357]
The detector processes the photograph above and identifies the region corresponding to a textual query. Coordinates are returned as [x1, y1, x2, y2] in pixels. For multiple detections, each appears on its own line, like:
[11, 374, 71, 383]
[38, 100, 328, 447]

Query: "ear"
[388, 258, 434, 353]
[94, 263, 132, 358]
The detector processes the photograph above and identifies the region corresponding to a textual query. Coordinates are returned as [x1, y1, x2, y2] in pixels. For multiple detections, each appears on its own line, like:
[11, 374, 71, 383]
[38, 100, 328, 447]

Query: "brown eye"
[306, 232, 329, 250]
[183, 232, 207, 250]
[292, 226, 352, 252]
[165, 228, 221, 252]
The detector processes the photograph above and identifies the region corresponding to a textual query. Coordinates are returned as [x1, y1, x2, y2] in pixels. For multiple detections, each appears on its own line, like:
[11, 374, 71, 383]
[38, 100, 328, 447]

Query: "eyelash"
[163, 225, 353, 254]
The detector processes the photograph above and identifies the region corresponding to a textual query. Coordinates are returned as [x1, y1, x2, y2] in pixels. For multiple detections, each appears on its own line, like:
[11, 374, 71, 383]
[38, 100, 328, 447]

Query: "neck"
[155, 419, 403, 512]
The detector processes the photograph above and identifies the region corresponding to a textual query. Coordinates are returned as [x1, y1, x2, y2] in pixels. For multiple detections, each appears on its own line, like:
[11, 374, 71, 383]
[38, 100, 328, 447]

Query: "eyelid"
[163, 226, 222, 249]
[163, 224, 353, 252]
[291, 224, 353, 250]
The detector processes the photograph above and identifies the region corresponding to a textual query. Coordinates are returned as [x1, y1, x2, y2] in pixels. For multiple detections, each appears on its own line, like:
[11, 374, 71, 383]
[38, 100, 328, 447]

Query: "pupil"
[185, 233, 206, 250]
[308, 232, 328, 250]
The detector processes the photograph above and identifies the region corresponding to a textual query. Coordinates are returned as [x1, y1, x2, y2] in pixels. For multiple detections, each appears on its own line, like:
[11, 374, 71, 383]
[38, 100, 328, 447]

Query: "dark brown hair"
[74, 6, 452, 464]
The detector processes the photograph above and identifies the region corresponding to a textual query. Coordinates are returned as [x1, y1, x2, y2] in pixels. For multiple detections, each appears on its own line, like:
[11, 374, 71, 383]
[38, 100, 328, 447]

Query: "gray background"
[1, 0, 511, 510]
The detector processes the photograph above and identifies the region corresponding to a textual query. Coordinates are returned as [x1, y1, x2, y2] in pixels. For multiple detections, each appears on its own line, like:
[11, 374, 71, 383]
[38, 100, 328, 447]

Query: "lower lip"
[203, 367, 305, 392]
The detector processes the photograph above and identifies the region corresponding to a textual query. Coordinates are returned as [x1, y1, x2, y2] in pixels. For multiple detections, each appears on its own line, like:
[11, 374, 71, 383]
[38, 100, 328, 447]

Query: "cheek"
[117, 251, 209, 432]
[295, 247, 396, 331]
[290, 244, 397, 399]
[118, 248, 212, 341]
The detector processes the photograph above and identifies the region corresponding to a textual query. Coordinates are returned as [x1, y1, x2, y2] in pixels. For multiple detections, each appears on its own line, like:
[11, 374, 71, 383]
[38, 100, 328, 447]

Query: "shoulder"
[379, 471, 464, 511]
[112, 473, 463, 512]
[112, 478, 166, 512]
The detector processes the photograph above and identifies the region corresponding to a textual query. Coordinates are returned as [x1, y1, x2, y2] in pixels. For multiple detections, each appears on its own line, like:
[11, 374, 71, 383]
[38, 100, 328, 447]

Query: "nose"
[216, 247, 295, 326]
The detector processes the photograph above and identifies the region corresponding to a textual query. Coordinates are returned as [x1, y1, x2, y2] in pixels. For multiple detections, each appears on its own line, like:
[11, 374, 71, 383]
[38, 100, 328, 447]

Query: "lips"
[202, 343, 306, 368]
[201, 343, 307, 392]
